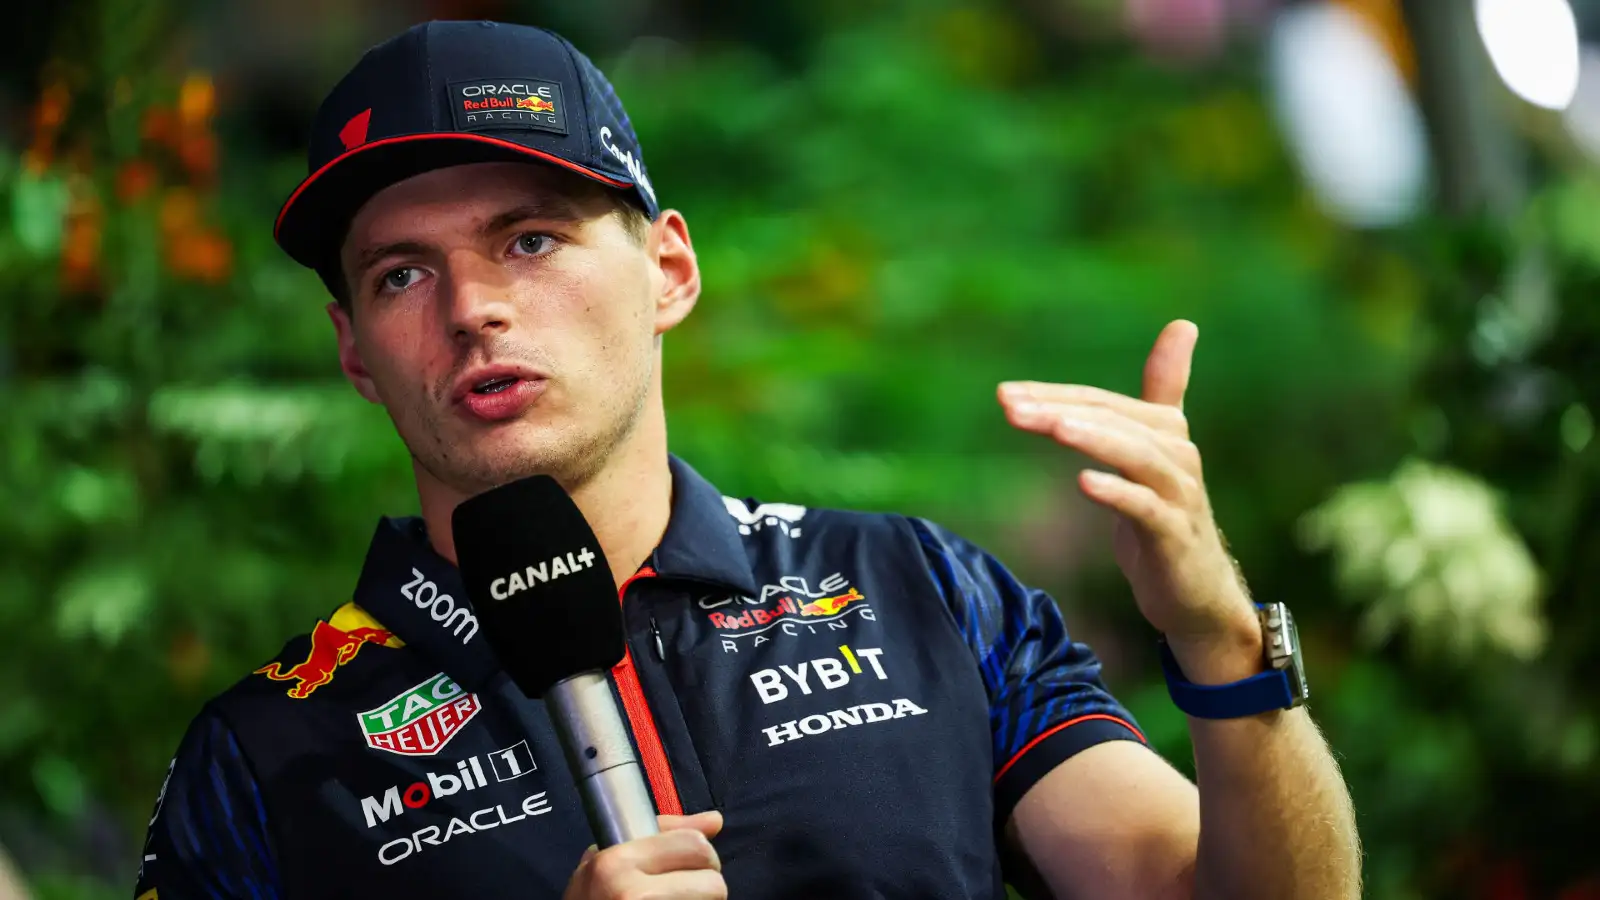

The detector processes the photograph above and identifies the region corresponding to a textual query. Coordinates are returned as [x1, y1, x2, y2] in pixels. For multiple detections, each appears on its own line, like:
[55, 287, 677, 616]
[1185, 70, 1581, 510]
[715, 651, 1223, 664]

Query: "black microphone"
[452, 475, 659, 848]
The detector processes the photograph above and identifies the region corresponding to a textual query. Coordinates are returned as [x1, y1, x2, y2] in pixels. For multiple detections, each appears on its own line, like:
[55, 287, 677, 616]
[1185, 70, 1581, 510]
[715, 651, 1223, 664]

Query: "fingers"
[999, 382, 1189, 437]
[1000, 319, 1198, 425]
[1052, 415, 1194, 504]
[571, 826, 726, 900]
[1142, 319, 1198, 409]
[658, 810, 724, 841]
[633, 870, 729, 899]
[626, 828, 721, 876]
[1079, 469, 1185, 535]
[1005, 402, 1202, 504]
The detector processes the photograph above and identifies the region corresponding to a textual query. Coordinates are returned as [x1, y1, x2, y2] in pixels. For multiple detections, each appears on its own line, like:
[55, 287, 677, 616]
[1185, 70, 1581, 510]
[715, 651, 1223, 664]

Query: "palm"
[1111, 512, 1175, 631]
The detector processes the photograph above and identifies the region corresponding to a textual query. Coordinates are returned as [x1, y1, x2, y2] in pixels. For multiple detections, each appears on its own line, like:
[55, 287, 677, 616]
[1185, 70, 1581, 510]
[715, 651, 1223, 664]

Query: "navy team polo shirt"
[134, 456, 1146, 899]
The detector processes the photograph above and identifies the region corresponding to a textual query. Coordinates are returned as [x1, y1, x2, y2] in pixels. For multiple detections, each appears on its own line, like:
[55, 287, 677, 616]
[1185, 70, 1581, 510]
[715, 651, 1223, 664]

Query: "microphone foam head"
[451, 475, 625, 697]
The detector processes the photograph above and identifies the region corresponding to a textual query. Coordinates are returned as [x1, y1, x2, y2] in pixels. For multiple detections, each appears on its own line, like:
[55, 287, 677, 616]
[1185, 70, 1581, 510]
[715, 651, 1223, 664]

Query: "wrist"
[1163, 606, 1264, 686]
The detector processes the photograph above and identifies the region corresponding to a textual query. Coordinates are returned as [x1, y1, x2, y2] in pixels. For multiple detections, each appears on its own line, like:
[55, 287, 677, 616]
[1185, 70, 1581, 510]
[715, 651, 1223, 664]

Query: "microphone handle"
[545, 671, 661, 848]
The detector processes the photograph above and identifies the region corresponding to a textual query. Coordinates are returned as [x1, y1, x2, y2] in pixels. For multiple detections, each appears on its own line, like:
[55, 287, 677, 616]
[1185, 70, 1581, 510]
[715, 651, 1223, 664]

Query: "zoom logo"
[400, 568, 479, 643]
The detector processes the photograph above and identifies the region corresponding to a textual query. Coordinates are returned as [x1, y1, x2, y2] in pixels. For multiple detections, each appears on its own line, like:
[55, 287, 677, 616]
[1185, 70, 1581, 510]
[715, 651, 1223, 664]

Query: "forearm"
[1187, 706, 1359, 900]
[1172, 619, 1361, 900]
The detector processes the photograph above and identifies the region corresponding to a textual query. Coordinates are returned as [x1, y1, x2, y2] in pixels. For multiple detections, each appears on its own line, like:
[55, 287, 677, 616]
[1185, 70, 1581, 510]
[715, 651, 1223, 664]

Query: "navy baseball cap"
[274, 21, 659, 285]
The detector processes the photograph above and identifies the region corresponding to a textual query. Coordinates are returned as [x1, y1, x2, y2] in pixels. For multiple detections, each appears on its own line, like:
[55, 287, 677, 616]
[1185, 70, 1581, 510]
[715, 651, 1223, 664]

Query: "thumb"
[657, 810, 724, 840]
[1142, 319, 1198, 409]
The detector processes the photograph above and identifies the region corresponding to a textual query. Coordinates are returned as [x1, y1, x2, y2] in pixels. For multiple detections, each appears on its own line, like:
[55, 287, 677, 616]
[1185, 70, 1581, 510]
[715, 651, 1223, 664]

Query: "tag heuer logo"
[359, 673, 481, 757]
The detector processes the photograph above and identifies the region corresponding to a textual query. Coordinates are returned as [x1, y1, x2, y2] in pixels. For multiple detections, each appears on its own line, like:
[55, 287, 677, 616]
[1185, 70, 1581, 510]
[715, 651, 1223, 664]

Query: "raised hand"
[998, 320, 1261, 682]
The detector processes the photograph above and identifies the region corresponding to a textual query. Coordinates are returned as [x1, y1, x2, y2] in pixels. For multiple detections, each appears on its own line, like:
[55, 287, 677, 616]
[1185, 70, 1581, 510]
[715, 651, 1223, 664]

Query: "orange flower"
[116, 160, 158, 203]
[34, 82, 70, 133]
[60, 214, 102, 293]
[141, 107, 177, 148]
[178, 132, 218, 182]
[165, 228, 233, 284]
[58, 176, 104, 293]
[178, 73, 215, 127]
[159, 188, 199, 236]
[23, 143, 51, 176]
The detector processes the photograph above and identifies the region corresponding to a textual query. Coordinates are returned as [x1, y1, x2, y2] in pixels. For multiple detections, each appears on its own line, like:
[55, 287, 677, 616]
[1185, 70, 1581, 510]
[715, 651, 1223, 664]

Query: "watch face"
[1262, 602, 1309, 705]
[1263, 603, 1293, 664]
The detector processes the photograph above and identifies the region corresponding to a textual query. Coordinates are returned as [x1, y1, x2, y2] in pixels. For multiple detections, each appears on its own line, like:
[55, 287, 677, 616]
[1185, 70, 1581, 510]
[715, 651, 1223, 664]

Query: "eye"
[378, 266, 423, 294]
[509, 233, 557, 258]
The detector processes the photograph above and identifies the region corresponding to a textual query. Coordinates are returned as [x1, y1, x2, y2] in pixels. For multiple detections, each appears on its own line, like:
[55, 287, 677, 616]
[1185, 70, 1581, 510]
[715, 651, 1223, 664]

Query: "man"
[135, 20, 1360, 900]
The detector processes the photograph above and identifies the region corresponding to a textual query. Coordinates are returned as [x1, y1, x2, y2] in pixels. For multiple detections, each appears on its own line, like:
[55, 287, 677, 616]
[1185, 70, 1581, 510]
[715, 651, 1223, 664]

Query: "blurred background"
[1, 0, 1597, 897]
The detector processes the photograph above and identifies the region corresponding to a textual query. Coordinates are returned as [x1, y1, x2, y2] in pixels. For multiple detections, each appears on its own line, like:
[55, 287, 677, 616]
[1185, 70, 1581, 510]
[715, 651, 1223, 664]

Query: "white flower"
[1299, 458, 1546, 661]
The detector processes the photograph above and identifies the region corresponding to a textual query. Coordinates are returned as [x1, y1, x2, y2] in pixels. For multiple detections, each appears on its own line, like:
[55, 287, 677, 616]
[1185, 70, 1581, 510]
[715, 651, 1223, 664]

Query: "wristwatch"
[1159, 602, 1309, 719]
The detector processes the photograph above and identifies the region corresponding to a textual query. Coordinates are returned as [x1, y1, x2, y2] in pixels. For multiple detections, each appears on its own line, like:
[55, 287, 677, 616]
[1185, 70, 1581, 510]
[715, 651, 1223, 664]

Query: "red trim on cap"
[273, 132, 633, 240]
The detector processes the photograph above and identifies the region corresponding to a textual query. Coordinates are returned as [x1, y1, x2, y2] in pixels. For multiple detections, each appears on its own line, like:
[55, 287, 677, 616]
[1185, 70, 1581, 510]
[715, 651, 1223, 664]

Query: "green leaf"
[53, 562, 152, 645]
[0, 694, 46, 759]
[32, 754, 89, 819]
[11, 172, 70, 256]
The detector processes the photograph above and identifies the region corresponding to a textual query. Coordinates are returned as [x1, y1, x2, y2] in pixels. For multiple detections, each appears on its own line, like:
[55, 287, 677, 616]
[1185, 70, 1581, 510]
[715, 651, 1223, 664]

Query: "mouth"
[471, 375, 521, 395]
[451, 365, 550, 422]
[451, 364, 547, 403]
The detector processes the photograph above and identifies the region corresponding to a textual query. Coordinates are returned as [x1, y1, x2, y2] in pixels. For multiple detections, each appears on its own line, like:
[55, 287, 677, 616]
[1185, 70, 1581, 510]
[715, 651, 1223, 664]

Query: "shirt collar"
[351, 516, 503, 694]
[652, 455, 759, 597]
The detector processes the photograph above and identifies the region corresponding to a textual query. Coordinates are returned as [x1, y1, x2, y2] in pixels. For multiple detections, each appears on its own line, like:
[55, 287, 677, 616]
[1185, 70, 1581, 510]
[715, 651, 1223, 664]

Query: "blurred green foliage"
[1, 0, 1596, 897]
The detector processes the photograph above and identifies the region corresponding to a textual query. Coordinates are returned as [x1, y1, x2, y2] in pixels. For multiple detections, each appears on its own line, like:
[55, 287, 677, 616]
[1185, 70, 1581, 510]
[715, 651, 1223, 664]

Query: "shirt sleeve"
[134, 708, 282, 900]
[911, 517, 1148, 825]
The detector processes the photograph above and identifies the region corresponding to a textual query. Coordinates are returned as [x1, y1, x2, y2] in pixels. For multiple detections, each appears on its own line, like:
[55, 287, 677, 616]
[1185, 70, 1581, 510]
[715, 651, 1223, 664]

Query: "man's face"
[330, 161, 697, 496]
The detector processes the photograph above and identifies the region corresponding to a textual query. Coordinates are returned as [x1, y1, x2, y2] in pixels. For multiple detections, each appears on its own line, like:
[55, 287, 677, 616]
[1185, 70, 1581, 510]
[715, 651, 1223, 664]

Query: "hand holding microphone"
[563, 811, 726, 900]
[452, 476, 727, 899]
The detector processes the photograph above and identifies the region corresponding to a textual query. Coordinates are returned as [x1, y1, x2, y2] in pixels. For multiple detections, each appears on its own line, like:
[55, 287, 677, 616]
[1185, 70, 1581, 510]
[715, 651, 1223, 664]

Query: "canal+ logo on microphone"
[488, 547, 599, 601]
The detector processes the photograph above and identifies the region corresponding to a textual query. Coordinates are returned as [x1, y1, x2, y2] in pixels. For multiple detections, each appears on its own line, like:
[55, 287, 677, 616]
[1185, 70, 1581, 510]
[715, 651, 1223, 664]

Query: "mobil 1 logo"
[360, 740, 551, 867]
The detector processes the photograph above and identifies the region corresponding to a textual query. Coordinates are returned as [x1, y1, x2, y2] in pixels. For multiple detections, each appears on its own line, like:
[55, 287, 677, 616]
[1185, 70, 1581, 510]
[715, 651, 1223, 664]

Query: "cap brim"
[274, 133, 636, 270]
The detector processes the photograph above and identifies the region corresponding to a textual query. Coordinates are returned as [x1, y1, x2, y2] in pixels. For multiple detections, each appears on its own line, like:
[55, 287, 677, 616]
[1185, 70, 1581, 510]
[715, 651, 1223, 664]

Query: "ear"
[649, 210, 700, 335]
[327, 302, 384, 405]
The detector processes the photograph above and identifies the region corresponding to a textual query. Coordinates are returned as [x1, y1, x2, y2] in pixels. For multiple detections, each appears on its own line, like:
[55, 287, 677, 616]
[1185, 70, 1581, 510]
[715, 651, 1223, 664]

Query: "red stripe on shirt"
[993, 713, 1147, 783]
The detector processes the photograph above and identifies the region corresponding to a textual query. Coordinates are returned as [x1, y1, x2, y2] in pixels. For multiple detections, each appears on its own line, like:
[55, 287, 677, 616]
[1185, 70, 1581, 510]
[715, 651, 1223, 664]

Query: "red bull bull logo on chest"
[254, 605, 399, 699]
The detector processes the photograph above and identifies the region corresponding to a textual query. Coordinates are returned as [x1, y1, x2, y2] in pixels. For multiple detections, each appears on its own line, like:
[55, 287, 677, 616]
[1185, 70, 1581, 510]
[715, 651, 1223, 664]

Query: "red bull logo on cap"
[255, 604, 400, 699]
[450, 78, 566, 134]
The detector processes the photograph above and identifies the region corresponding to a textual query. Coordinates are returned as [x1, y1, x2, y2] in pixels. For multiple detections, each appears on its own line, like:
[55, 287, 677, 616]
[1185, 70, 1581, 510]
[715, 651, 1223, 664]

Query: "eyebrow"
[479, 201, 584, 238]
[350, 200, 587, 277]
[352, 240, 434, 278]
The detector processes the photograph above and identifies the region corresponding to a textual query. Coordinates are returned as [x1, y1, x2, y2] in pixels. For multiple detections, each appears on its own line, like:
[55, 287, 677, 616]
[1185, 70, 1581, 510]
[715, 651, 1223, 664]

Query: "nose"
[442, 250, 516, 340]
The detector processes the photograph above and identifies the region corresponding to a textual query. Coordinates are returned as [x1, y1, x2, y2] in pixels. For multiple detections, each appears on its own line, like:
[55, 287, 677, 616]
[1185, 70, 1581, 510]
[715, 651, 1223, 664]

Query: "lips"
[450, 365, 549, 422]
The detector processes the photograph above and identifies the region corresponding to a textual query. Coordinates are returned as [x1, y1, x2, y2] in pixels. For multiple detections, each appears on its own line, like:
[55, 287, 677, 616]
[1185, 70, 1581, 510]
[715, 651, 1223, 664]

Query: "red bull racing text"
[701, 573, 877, 653]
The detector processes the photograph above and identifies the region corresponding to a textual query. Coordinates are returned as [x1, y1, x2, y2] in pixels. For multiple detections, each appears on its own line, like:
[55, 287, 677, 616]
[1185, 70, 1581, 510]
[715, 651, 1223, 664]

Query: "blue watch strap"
[1158, 640, 1296, 719]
